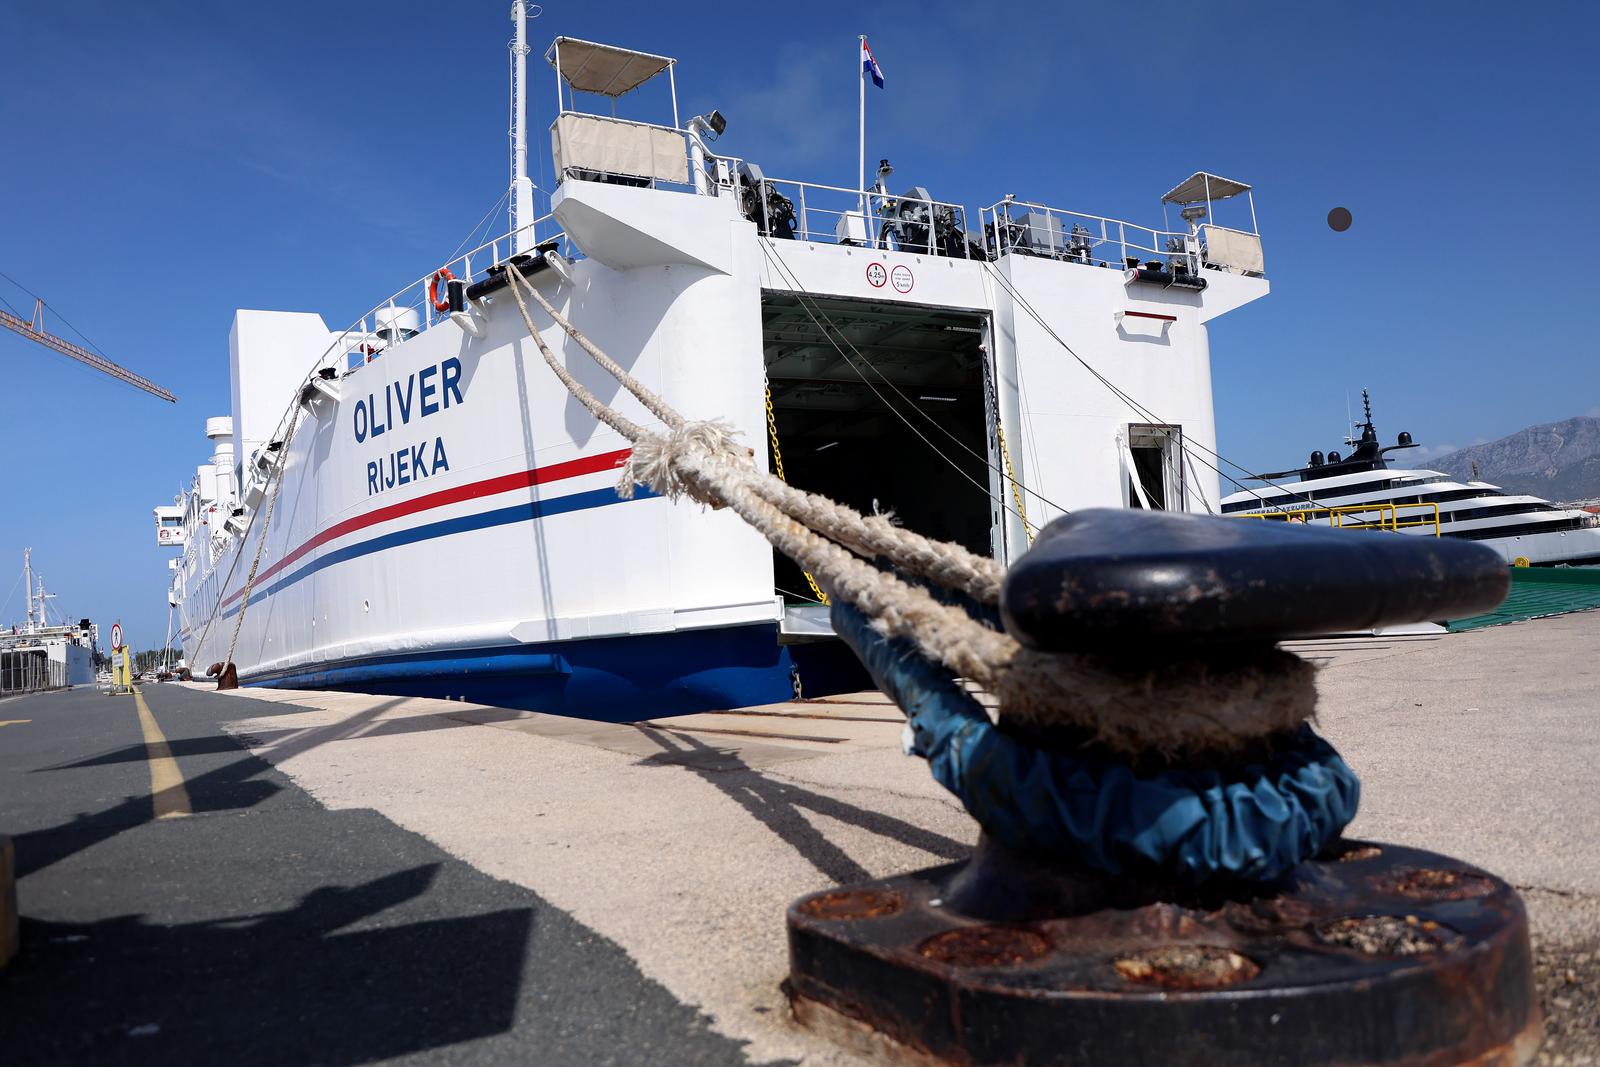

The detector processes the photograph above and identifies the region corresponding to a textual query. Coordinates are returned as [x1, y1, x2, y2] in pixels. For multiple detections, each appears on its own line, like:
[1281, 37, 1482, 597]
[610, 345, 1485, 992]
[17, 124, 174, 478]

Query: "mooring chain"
[763, 379, 830, 605]
[995, 424, 1035, 545]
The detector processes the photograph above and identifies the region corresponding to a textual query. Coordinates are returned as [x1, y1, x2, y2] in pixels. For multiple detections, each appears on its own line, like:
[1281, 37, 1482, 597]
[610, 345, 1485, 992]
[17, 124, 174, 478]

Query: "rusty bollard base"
[787, 840, 1540, 1067]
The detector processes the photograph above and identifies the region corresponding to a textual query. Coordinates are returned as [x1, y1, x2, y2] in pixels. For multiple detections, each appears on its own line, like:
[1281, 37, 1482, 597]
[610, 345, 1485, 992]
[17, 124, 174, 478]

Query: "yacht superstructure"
[155, 17, 1273, 717]
[1222, 392, 1600, 566]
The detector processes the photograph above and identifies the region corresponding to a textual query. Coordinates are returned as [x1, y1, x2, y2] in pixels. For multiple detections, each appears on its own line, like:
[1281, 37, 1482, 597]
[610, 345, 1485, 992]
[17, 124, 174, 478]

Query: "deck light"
[689, 110, 726, 137]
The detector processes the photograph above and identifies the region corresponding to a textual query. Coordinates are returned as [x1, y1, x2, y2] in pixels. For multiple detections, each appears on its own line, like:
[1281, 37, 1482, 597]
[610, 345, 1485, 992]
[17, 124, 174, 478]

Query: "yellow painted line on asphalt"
[133, 688, 191, 819]
[0, 720, 31, 727]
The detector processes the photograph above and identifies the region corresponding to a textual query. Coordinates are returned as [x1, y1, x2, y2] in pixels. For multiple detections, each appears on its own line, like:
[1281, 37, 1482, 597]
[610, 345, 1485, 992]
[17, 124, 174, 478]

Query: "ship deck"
[3, 613, 1596, 1064]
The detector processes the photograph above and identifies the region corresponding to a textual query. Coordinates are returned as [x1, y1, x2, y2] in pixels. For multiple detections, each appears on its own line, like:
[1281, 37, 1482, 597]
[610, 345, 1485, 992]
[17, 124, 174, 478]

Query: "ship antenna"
[1362, 388, 1373, 429]
[509, 2, 541, 254]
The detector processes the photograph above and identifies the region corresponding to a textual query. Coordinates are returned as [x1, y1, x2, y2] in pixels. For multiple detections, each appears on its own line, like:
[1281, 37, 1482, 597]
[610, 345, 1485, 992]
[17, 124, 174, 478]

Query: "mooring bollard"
[789, 509, 1539, 1067]
[206, 661, 239, 691]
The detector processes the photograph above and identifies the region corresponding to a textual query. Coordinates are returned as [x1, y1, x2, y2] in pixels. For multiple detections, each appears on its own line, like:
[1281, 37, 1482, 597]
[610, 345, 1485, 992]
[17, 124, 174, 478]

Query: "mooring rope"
[504, 264, 1318, 758]
[220, 395, 308, 675]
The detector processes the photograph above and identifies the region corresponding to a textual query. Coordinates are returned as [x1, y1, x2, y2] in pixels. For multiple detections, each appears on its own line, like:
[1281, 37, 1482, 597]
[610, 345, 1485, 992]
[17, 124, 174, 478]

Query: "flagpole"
[858, 34, 866, 221]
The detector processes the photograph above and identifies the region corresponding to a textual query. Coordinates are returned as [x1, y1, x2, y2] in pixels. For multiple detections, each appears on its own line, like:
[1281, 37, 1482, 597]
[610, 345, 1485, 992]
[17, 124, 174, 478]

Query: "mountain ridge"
[1430, 416, 1600, 502]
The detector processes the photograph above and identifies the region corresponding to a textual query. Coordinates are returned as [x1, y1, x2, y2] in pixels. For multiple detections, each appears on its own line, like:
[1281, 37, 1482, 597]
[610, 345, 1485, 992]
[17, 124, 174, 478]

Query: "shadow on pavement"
[0, 864, 534, 1065]
[634, 726, 968, 884]
[15, 696, 403, 879]
[3, 687, 774, 1067]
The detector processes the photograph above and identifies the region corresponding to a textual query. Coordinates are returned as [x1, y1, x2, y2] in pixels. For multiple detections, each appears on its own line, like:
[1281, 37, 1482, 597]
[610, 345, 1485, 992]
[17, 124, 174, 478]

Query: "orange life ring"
[428, 268, 455, 314]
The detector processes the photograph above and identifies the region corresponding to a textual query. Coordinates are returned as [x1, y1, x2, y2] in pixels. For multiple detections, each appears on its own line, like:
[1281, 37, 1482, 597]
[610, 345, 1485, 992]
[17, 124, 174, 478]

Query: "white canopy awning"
[1161, 172, 1252, 205]
[548, 37, 674, 97]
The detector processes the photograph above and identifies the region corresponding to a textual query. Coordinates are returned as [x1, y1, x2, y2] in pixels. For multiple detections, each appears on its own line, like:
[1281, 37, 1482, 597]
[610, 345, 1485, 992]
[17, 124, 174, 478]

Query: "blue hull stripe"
[216, 484, 653, 622]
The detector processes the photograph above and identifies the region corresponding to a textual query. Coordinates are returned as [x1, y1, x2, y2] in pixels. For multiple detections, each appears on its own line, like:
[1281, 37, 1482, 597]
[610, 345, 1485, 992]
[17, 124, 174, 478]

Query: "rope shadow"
[632, 725, 967, 885]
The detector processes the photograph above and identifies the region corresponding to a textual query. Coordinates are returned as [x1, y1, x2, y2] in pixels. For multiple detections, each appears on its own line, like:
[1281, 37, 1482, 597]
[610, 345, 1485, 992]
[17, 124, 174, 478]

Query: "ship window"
[1126, 424, 1183, 511]
[1453, 516, 1587, 540]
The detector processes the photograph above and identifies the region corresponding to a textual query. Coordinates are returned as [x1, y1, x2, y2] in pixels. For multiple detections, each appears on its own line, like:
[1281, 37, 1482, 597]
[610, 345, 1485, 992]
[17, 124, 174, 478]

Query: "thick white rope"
[509, 269, 1006, 605]
[505, 265, 1317, 757]
[220, 395, 308, 675]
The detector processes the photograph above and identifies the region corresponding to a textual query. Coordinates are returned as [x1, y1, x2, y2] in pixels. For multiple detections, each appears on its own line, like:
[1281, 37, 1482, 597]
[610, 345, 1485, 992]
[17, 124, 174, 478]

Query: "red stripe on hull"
[221, 448, 631, 609]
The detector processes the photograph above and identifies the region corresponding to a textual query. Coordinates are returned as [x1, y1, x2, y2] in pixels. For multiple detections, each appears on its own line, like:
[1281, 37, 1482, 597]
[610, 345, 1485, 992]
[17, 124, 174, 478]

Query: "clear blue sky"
[2, 1, 1596, 648]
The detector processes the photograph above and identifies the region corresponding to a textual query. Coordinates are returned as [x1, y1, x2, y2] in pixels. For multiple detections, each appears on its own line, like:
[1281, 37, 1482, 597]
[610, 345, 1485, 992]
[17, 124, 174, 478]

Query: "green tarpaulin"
[1448, 567, 1600, 631]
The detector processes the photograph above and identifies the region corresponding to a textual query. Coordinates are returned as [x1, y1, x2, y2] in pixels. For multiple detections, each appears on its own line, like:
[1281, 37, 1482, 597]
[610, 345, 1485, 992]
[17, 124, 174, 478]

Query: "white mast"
[510, 1, 536, 254]
[857, 35, 866, 219]
[22, 547, 33, 633]
[35, 576, 54, 628]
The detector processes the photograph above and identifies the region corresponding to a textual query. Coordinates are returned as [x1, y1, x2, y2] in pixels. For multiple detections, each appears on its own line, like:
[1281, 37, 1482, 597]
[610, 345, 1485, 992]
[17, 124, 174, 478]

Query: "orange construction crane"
[0, 290, 176, 403]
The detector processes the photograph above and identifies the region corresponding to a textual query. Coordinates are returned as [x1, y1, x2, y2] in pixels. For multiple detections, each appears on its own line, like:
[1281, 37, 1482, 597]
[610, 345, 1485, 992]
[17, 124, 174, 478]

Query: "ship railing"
[0, 649, 67, 696]
[979, 199, 1203, 273]
[738, 176, 975, 258]
[1234, 502, 1442, 537]
[228, 215, 579, 535]
[323, 214, 575, 373]
[551, 113, 722, 195]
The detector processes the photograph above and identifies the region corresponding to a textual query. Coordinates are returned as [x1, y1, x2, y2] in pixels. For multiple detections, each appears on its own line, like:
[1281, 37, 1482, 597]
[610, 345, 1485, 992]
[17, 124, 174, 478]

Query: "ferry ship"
[155, 12, 1273, 718]
[1221, 392, 1600, 567]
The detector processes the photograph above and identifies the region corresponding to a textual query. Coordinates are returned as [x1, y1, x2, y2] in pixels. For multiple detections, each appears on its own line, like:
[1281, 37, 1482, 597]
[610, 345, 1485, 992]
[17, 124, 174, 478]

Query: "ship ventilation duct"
[206, 416, 235, 501]
[374, 307, 421, 345]
[206, 416, 234, 466]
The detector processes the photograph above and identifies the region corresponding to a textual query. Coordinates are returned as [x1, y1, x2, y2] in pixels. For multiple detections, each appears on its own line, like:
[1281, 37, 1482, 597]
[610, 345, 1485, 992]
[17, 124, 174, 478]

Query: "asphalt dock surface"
[1, 613, 1597, 1065]
[0, 684, 750, 1066]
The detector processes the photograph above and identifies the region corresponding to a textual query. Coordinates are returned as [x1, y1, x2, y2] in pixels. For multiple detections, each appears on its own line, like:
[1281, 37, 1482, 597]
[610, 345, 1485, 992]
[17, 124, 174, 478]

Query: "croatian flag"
[862, 39, 885, 88]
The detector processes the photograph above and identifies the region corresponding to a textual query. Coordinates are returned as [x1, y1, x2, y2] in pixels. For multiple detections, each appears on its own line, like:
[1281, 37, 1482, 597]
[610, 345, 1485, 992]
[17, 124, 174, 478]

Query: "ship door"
[1125, 424, 1184, 510]
[760, 292, 996, 606]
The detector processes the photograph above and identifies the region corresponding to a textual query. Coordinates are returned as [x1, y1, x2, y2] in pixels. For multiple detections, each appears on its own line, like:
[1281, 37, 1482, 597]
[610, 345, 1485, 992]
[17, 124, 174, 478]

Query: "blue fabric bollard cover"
[832, 602, 1360, 884]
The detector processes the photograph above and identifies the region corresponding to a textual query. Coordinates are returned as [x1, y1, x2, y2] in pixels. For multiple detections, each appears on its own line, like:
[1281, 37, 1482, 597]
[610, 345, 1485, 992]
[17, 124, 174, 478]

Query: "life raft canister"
[428, 268, 455, 314]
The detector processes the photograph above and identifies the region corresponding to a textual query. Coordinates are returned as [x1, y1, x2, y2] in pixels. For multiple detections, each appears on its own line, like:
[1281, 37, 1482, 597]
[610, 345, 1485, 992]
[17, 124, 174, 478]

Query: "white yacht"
[1222, 392, 1600, 567]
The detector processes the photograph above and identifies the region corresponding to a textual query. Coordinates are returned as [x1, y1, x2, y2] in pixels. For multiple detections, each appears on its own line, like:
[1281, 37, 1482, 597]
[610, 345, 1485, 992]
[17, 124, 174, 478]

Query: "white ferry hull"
[181, 193, 811, 713]
[165, 99, 1269, 719]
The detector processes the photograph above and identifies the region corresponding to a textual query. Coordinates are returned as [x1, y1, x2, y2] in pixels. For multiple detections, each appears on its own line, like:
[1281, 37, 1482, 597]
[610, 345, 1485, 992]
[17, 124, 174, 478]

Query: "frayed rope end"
[616, 420, 750, 505]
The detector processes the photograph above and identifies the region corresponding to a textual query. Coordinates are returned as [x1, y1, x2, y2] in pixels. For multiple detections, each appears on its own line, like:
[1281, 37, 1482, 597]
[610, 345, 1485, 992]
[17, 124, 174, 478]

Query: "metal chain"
[996, 424, 1035, 545]
[763, 382, 830, 605]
